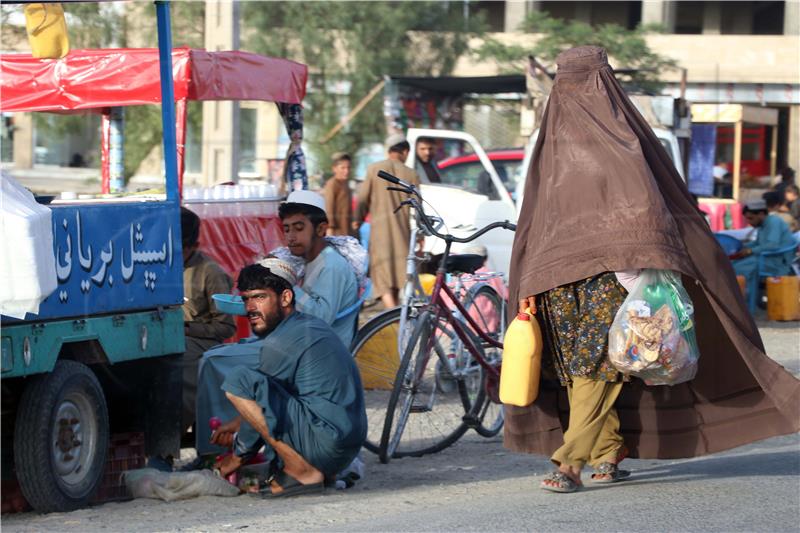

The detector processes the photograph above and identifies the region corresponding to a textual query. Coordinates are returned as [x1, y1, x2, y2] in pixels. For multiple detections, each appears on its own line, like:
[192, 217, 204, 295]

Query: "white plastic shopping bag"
[608, 269, 699, 386]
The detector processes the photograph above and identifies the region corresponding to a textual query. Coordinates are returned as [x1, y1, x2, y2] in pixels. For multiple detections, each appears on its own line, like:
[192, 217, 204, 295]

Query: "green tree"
[477, 11, 677, 93]
[2, 2, 204, 180]
[120, 2, 205, 180]
[241, 1, 486, 177]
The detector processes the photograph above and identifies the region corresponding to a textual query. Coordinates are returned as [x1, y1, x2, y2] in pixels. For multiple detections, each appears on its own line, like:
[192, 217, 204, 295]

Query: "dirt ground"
[2, 318, 798, 532]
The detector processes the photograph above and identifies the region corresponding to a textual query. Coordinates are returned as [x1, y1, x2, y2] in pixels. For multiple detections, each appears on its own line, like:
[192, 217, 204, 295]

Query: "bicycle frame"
[424, 239, 503, 380]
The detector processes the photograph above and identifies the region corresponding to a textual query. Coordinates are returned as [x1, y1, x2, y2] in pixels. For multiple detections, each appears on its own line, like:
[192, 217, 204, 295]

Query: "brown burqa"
[506, 46, 799, 459]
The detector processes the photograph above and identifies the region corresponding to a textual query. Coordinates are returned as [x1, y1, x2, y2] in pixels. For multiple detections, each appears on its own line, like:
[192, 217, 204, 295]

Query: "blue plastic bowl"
[714, 233, 743, 256]
[212, 294, 247, 316]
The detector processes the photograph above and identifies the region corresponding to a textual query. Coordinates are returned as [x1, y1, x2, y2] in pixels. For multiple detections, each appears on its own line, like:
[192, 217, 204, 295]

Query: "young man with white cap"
[210, 262, 367, 497]
[356, 133, 421, 308]
[279, 190, 359, 346]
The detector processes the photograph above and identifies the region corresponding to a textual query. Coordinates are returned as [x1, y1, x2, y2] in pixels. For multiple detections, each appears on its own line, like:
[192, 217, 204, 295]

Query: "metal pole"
[156, 0, 180, 202]
[733, 120, 743, 201]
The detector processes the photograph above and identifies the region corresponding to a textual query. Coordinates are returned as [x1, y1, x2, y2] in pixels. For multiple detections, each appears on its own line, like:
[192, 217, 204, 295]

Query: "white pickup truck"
[404, 127, 686, 278]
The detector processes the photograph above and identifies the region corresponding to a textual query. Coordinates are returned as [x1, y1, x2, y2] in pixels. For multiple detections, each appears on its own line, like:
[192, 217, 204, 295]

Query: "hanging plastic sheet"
[278, 103, 308, 191]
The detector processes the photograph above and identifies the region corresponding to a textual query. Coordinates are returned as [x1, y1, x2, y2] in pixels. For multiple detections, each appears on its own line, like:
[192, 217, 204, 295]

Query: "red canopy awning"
[0, 47, 308, 112]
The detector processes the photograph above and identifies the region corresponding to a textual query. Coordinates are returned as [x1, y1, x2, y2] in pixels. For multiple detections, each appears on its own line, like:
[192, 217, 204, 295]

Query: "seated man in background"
[763, 191, 799, 232]
[782, 184, 800, 224]
[212, 263, 367, 497]
[732, 199, 797, 303]
[180, 207, 237, 435]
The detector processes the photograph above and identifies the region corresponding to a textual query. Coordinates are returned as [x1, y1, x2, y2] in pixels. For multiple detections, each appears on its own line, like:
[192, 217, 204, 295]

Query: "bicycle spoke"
[382, 312, 471, 459]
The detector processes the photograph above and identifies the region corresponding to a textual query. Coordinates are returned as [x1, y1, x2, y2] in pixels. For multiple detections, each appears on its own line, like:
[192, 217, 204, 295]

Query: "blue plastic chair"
[747, 239, 800, 313]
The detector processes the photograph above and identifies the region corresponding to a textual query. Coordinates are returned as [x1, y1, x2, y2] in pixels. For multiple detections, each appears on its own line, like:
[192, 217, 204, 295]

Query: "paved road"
[3, 321, 798, 532]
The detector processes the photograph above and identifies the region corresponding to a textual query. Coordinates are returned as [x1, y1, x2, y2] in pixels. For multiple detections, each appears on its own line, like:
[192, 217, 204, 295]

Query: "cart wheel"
[14, 360, 109, 512]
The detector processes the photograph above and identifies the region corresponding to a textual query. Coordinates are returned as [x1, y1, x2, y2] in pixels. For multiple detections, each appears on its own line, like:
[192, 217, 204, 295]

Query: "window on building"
[238, 106, 258, 177]
[739, 1, 784, 35]
[33, 113, 100, 168]
[183, 102, 202, 175]
[537, 1, 642, 30]
[1, 114, 14, 163]
[674, 1, 704, 34]
[473, 1, 505, 32]
[676, 1, 785, 35]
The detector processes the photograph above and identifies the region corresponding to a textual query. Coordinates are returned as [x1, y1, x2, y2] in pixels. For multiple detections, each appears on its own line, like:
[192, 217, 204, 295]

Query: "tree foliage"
[477, 11, 677, 93]
[241, 1, 485, 176]
[2, 2, 204, 180]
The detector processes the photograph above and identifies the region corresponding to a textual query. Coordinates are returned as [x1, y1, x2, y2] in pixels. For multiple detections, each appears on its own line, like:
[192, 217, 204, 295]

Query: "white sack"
[123, 468, 240, 501]
[0, 172, 57, 319]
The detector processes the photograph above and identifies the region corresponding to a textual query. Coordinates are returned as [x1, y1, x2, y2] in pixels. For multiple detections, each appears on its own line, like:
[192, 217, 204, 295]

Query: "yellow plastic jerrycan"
[766, 276, 800, 321]
[499, 307, 543, 407]
[24, 3, 70, 59]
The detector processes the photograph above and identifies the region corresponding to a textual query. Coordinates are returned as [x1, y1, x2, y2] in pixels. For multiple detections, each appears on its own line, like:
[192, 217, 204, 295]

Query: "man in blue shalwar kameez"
[212, 263, 366, 497]
[193, 192, 360, 464]
[732, 199, 797, 302]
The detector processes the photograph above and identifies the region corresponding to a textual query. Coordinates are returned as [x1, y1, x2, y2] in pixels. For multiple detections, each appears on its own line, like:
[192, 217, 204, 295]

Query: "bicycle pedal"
[462, 414, 480, 429]
[410, 404, 431, 413]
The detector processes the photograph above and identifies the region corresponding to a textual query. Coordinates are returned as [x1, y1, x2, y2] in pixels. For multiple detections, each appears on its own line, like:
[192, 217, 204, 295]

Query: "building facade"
[462, 0, 800, 173]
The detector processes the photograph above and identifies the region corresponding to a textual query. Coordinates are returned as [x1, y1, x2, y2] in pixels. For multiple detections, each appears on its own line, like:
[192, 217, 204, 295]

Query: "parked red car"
[437, 148, 525, 199]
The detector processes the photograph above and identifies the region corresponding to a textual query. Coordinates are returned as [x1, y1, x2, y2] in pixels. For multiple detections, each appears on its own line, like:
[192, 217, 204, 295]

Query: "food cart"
[0, 5, 307, 511]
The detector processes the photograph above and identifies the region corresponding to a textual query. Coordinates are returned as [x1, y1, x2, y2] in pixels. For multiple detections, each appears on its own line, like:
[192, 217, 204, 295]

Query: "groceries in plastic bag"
[608, 269, 699, 385]
[123, 468, 240, 502]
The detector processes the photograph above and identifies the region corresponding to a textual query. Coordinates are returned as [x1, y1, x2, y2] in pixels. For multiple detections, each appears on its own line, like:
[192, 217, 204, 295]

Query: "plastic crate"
[2, 432, 145, 513]
[91, 432, 146, 504]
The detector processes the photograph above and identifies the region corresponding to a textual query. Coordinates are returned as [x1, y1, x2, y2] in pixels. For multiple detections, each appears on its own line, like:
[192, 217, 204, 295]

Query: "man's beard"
[250, 308, 284, 338]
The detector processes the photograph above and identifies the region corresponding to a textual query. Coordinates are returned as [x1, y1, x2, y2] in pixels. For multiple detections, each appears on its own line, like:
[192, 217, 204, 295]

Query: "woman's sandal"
[253, 469, 325, 499]
[540, 471, 582, 493]
[590, 446, 631, 484]
[590, 462, 631, 484]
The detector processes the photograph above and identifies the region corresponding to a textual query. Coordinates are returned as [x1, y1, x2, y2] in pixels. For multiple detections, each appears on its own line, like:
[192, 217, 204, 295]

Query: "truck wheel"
[14, 360, 109, 512]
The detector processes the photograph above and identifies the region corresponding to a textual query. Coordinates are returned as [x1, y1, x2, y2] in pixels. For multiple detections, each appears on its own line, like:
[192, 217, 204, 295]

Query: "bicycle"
[367, 169, 516, 463]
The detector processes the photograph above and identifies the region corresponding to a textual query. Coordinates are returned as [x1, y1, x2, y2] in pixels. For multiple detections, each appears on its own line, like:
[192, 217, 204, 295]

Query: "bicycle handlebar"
[378, 170, 420, 198]
[377, 169, 516, 243]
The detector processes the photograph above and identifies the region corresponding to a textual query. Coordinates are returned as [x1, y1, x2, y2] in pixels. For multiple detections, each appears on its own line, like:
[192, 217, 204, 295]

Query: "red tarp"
[195, 209, 286, 341]
[0, 47, 307, 112]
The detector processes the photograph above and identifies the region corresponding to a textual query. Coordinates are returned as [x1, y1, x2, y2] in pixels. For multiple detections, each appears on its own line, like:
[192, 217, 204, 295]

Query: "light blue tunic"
[295, 245, 359, 346]
[733, 214, 797, 299]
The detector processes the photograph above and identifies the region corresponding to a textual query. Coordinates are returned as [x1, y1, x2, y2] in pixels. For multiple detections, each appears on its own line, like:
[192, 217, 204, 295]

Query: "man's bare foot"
[270, 467, 324, 494]
[216, 454, 243, 477]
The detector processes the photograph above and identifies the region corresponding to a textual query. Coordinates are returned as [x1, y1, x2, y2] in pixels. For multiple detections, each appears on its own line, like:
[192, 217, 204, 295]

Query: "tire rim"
[51, 391, 98, 487]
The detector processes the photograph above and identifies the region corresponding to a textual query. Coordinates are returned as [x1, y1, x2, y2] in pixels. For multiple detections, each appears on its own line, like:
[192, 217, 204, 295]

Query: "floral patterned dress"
[539, 272, 627, 385]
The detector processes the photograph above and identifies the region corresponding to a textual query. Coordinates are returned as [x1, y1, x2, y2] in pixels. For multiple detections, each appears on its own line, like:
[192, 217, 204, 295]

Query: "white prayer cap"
[284, 190, 326, 215]
[256, 257, 298, 286]
[385, 132, 407, 151]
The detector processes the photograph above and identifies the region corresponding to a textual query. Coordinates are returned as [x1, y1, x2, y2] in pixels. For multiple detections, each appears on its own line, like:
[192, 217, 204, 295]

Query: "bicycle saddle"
[444, 254, 485, 275]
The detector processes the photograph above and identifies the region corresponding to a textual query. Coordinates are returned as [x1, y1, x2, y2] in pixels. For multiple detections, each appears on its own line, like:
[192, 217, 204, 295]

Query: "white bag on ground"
[123, 469, 240, 501]
[0, 172, 57, 318]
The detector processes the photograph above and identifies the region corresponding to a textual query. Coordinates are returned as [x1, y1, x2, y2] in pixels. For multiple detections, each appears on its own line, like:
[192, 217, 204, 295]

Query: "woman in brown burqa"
[507, 46, 800, 493]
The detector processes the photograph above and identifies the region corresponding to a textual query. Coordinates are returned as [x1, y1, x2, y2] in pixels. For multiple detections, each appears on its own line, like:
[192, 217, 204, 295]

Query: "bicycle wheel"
[351, 308, 402, 454]
[460, 283, 506, 437]
[379, 311, 473, 463]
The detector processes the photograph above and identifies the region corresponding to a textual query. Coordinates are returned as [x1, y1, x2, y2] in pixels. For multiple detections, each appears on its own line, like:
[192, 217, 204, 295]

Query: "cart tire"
[14, 360, 109, 512]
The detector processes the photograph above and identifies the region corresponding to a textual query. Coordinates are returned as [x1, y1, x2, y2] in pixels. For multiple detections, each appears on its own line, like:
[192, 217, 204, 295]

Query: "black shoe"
[146, 455, 174, 472]
[177, 455, 208, 472]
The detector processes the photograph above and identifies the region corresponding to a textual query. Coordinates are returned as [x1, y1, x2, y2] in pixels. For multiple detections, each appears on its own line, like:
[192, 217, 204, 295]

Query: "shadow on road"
[617, 449, 800, 488]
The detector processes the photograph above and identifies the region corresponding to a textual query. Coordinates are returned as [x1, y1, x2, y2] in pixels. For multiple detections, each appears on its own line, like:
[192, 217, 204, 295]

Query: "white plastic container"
[0, 173, 58, 318]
